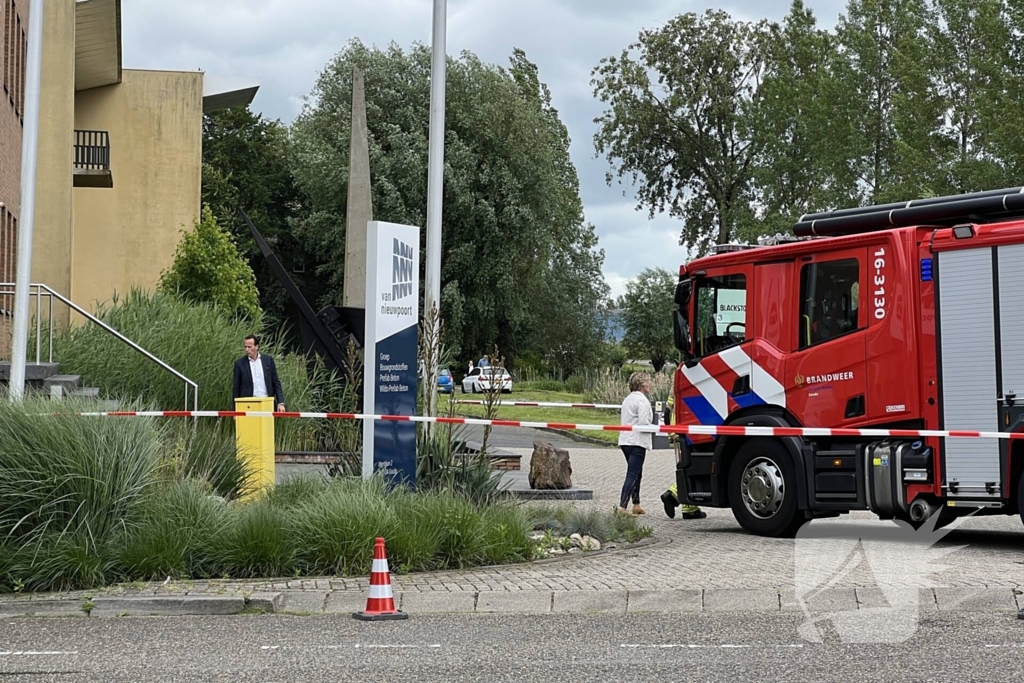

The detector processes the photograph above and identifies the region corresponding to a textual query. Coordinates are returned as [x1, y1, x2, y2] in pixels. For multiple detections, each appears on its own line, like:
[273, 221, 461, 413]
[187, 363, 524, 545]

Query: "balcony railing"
[73, 130, 113, 188]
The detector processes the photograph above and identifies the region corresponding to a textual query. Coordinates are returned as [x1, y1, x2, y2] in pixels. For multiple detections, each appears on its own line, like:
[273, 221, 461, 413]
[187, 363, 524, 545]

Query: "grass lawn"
[439, 389, 621, 445]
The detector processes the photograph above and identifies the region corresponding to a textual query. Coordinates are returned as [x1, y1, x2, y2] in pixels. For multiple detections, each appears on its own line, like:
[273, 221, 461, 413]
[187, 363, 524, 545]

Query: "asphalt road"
[2, 611, 1023, 682]
[456, 424, 595, 450]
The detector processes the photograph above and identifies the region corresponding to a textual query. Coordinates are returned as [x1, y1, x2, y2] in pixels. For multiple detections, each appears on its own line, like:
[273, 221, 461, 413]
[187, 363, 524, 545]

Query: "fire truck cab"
[672, 187, 1024, 537]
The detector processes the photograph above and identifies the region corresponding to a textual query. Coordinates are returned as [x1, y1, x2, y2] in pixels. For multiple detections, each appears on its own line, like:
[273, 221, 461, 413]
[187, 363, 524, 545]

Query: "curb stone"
[0, 599, 89, 618]
[1, 587, 1020, 617]
[90, 596, 245, 617]
[245, 592, 284, 613]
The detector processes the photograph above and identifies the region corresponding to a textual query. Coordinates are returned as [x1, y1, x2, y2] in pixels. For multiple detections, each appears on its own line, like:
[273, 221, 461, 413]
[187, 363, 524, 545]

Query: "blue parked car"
[437, 368, 454, 393]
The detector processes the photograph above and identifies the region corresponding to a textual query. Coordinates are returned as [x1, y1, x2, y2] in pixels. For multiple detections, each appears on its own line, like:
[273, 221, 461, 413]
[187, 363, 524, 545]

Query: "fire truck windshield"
[694, 274, 747, 357]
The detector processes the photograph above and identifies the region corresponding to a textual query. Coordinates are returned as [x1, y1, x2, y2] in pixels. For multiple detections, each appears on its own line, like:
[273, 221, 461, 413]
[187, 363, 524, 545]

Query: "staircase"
[0, 362, 119, 410]
[0, 283, 196, 412]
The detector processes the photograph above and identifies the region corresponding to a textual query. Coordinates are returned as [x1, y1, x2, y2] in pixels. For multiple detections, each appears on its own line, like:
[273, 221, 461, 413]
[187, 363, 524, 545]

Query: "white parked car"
[462, 367, 512, 394]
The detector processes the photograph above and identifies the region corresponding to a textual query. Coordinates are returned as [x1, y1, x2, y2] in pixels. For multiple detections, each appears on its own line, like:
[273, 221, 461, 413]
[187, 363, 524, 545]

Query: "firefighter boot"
[668, 483, 707, 520]
[661, 488, 677, 519]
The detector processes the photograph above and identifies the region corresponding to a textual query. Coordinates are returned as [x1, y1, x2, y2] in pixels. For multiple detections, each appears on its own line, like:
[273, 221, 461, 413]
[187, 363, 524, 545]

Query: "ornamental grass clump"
[0, 398, 161, 591]
[0, 399, 538, 592]
[118, 478, 228, 581]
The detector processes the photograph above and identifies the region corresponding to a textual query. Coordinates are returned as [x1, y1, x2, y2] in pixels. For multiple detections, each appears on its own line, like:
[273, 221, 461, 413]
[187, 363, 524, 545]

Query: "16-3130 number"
[873, 247, 886, 320]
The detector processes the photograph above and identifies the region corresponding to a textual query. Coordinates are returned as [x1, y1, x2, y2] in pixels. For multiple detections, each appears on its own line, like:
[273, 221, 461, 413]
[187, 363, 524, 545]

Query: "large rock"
[529, 440, 573, 489]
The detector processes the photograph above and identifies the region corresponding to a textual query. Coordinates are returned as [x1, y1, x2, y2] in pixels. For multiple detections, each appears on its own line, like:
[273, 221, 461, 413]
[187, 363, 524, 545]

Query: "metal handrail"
[0, 283, 198, 411]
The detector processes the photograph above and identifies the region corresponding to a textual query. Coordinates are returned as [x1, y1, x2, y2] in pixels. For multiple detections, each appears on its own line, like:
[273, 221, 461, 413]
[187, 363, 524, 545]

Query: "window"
[693, 274, 747, 357]
[0, 208, 14, 313]
[14, 10, 21, 116]
[19, 20, 25, 118]
[799, 258, 860, 349]
[2, 0, 10, 99]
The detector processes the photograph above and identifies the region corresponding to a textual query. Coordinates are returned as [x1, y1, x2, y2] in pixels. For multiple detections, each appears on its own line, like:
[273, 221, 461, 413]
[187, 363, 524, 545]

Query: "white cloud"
[120, 0, 844, 290]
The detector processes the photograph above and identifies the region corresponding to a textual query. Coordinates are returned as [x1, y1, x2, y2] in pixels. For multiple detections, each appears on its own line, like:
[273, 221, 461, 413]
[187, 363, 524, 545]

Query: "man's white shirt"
[249, 355, 268, 397]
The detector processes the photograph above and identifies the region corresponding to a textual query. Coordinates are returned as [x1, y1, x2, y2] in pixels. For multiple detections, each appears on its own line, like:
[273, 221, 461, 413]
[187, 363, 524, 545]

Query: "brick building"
[0, 0, 27, 350]
[0, 0, 257, 358]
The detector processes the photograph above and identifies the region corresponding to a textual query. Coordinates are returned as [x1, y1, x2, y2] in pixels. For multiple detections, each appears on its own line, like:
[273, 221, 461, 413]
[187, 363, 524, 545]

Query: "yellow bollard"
[234, 397, 276, 498]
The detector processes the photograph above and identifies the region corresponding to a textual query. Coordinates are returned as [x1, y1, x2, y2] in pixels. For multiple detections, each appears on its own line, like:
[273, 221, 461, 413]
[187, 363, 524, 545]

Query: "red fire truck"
[671, 186, 1024, 537]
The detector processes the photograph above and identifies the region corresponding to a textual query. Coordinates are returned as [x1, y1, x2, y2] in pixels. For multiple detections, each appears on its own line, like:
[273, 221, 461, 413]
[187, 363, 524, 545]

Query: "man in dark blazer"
[233, 335, 285, 412]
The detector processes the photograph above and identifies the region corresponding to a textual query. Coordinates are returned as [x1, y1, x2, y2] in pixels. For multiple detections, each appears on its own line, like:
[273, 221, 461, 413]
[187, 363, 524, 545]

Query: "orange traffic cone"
[353, 537, 408, 621]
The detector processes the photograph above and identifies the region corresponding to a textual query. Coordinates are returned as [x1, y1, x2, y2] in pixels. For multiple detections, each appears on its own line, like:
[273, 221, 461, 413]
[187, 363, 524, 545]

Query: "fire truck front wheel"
[728, 438, 806, 538]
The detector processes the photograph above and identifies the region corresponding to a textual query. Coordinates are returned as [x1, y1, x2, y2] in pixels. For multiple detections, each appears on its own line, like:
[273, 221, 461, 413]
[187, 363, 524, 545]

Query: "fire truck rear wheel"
[728, 438, 806, 538]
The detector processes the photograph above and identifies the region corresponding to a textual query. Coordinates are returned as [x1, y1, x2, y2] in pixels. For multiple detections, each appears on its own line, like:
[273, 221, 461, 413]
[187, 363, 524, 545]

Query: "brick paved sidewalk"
[1, 442, 1021, 617]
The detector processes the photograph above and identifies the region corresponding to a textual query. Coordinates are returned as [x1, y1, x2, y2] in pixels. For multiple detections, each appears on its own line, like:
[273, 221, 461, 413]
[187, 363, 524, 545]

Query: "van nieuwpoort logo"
[392, 238, 414, 301]
[792, 512, 969, 643]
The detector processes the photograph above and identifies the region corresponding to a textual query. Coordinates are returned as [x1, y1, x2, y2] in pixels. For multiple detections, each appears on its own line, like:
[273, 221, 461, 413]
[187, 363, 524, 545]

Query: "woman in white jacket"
[617, 372, 652, 515]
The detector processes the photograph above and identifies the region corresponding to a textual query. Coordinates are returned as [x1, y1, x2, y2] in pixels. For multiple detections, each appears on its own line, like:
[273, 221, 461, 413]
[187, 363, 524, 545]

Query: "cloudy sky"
[123, 0, 847, 299]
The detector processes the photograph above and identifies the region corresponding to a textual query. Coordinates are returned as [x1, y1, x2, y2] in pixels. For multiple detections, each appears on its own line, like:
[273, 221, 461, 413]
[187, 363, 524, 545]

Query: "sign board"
[715, 289, 746, 334]
[362, 221, 420, 486]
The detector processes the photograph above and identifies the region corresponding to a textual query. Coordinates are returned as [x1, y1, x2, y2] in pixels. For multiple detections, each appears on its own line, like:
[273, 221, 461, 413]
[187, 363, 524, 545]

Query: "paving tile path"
[2, 440, 1022, 616]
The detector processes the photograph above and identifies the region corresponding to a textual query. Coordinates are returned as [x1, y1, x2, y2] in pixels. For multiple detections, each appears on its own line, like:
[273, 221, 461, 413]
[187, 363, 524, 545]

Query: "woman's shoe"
[632, 505, 647, 515]
[616, 506, 634, 516]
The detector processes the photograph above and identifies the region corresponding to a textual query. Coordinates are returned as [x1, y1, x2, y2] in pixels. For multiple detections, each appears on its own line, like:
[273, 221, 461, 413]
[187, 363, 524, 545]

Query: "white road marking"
[355, 644, 441, 649]
[0, 651, 79, 656]
[261, 644, 441, 651]
[620, 644, 804, 649]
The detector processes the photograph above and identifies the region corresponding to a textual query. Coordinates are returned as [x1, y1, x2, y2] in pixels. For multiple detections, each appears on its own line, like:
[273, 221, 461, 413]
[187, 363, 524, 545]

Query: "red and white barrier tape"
[64, 410, 1024, 440]
[450, 400, 621, 409]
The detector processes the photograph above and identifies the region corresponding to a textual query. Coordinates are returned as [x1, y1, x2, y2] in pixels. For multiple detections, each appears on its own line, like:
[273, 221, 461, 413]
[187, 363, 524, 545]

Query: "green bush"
[158, 204, 262, 321]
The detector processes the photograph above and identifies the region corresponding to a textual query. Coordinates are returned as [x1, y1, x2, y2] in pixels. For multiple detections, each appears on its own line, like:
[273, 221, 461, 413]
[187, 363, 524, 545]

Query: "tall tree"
[748, 1, 857, 234]
[620, 268, 677, 372]
[290, 41, 607, 371]
[592, 10, 772, 254]
[834, 0, 944, 204]
[927, 0, 1011, 193]
[985, 0, 1024, 182]
[202, 108, 313, 331]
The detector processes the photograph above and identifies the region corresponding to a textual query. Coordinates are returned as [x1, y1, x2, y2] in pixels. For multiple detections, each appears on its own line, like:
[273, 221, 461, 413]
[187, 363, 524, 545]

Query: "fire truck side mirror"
[673, 310, 691, 359]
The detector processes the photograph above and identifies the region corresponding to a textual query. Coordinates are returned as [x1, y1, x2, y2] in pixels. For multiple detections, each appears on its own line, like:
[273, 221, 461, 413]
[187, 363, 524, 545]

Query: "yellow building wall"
[71, 69, 202, 313]
[32, 0, 77, 325]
